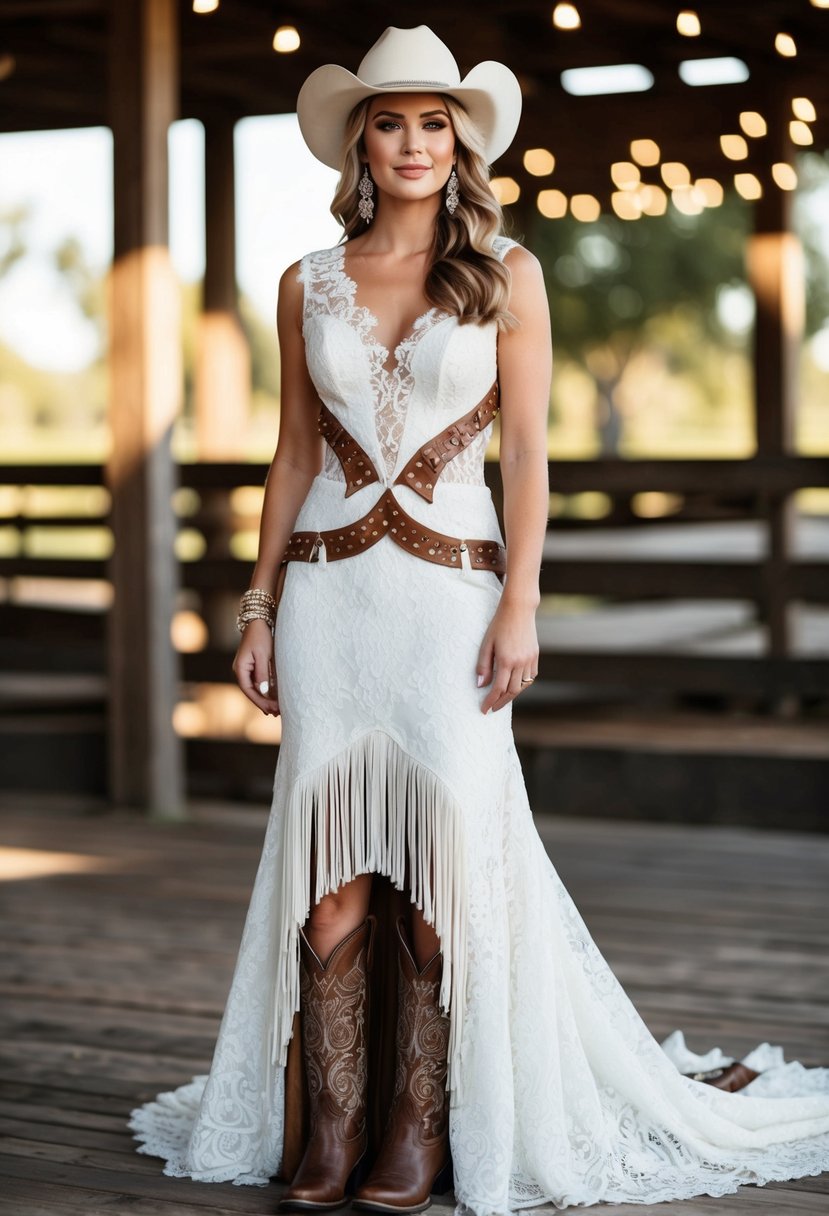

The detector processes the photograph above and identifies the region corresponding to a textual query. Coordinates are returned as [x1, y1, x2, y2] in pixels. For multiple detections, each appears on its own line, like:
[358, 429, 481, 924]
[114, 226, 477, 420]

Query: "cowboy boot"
[278, 914, 376, 1212]
[352, 916, 453, 1214]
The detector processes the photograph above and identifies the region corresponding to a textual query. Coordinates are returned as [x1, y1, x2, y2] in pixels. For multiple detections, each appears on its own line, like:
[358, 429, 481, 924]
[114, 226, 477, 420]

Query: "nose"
[401, 125, 424, 155]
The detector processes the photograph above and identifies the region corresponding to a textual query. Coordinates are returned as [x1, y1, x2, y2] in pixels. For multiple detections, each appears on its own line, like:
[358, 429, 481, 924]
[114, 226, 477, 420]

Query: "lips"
[394, 165, 431, 177]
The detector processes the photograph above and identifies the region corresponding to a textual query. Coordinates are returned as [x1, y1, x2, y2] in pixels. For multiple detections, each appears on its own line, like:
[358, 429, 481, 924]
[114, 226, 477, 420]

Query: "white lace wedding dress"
[130, 236, 829, 1213]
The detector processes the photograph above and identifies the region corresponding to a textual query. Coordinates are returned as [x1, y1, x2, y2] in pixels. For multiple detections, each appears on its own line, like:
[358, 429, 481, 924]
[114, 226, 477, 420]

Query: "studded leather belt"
[279, 382, 505, 580]
[281, 486, 506, 576]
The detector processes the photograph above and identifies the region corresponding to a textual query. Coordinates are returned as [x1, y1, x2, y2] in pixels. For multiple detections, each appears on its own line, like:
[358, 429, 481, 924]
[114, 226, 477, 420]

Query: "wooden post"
[195, 112, 251, 459]
[745, 81, 804, 668]
[106, 0, 185, 817]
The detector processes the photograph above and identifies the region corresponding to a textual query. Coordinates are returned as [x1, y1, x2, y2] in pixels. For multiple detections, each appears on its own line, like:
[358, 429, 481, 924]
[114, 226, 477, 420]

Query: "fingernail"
[476, 674, 484, 687]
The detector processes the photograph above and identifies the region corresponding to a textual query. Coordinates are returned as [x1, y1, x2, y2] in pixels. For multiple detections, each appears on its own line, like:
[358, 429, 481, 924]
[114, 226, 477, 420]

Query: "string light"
[611, 191, 642, 219]
[523, 148, 556, 175]
[630, 138, 660, 165]
[694, 178, 724, 206]
[273, 25, 300, 53]
[192, 0, 219, 11]
[720, 133, 748, 159]
[734, 173, 762, 200]
[676, 10, 701, 36]
[570, 193, 601, 221]
[660, 161, 691, 188]
[789, 120, 813, 145]
[774, 32, 797, 56]
[671, 185, 705, 215]
[771, 163, 798, 190]
[739, 111, 767, 138]
[610, 162, 640, 189]
[537, 189, 567, 218]
[792, 97, 816, 122]
[639, 184, 668, 216]
[491, 177, 521, 204]
[552, 3, 581, 30]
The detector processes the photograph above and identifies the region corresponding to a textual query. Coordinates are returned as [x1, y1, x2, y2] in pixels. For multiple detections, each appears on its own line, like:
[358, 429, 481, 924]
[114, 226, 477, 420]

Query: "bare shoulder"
[501, 242, 543, 283]
[276, 257, 304, 329]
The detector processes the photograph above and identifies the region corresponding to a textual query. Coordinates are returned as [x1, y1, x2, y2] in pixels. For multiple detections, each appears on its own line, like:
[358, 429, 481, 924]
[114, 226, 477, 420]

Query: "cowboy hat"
[296, 25, 522, 170]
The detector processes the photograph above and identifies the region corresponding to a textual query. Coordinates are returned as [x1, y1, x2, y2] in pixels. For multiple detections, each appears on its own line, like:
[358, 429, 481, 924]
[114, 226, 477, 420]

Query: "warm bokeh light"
[611, 191, 642, 219]
[0, 52, 15, 81]
[739, 111, 767, 138]
[676, 10, 701, 36]
[193, 0, 219, 12]
[734, 172, 762, 200]
[630, 138, 660, 165]
[0, 848, 122, 882]
[552, 3, 581, 30]
[173, 701, 209, 736]
[610, 161, 640, 189]
[694, 177, 724, 206]
[790, 120, 814, 145]
[810, 0, 829, 7]
[671, 185, 705, 215]
[537, 188, 567, 218]
[792, 97, 816, 122]
[774, 32, 797, 56]
[660, 161, 691, 188]
[273, 25, 300, 53]
[772, 162, 798, 190]
[490, 176, 521, 204]
[720, 133, 748, 159]
[523, 147, 556, 176]
[638, 184, 668, 215]
[171, 609, 209, 653]
[570, 193, 601, 221]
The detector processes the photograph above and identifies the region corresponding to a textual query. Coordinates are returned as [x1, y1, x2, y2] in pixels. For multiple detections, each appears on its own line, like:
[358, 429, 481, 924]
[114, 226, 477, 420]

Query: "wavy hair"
[329, 94, 517, 330]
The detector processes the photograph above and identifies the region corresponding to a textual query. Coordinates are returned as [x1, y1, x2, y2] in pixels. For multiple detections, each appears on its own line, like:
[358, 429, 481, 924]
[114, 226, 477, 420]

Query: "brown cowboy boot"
[352, 916, 453, 1214]
[278, 914, 376, 1212]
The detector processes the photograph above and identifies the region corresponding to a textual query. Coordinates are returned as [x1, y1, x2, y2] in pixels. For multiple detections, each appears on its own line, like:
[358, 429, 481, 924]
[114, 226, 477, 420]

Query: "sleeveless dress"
[130, 236, 829, 1213]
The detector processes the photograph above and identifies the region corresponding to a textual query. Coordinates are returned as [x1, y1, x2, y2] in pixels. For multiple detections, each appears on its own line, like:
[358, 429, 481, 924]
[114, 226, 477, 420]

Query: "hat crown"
[356, 25, 461, 89]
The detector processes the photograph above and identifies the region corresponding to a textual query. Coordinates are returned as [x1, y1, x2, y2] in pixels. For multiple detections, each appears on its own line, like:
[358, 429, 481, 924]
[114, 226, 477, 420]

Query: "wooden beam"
[195, 112, 250, 460]
[106, 0, 184, 818]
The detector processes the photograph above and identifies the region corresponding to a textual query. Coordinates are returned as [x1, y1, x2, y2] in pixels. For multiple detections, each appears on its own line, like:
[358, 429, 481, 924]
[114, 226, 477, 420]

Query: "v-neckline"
[338, 245, 448, 378]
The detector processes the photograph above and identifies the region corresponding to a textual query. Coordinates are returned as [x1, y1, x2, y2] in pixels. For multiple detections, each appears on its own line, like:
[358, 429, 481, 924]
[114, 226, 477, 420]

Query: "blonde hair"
[330, 94, 517, 330]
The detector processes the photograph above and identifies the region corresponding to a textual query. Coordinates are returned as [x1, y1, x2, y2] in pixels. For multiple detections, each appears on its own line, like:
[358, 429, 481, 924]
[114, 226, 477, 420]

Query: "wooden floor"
[1, 795, 828, 1216]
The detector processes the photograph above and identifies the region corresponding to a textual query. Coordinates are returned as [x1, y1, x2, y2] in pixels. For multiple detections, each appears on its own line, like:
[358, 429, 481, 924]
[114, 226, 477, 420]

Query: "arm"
[231, 258, 325, 716]
[477, 244, 552, 714]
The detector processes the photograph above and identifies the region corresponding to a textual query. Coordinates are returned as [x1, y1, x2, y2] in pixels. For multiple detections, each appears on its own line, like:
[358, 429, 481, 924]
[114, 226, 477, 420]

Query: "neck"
[357, 191, 442, 256]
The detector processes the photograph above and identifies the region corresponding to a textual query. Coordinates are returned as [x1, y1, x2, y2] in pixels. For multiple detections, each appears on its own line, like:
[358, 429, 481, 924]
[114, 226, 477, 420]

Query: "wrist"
[500, 583, 540, 612]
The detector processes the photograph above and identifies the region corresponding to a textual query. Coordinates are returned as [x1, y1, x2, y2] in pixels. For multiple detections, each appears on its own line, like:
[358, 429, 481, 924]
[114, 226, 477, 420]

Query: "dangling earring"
[358, 165, 375, 223]
[445, 164, 460, 215]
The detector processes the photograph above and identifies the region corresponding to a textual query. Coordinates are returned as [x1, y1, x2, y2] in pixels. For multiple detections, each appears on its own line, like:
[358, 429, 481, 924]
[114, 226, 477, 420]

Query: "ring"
[258, 680, 270, 695]
[521, 677, 535, 684]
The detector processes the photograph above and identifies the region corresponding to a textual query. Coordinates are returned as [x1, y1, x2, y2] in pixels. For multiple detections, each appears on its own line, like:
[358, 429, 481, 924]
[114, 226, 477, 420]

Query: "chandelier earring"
[445, 163, 460, 215]
[358, 164, 375, 223]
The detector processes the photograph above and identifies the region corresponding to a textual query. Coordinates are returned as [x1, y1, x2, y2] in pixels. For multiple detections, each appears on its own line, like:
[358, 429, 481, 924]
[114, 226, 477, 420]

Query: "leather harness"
[280, 381, 506, 579]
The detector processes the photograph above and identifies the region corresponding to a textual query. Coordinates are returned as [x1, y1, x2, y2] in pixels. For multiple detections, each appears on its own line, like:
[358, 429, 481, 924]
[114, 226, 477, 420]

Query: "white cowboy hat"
[296, 25, 522, 170]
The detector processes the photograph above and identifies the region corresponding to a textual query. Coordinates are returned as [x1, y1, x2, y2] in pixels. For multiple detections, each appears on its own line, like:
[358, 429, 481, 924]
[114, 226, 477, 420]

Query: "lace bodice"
[298, 238, 518, 486]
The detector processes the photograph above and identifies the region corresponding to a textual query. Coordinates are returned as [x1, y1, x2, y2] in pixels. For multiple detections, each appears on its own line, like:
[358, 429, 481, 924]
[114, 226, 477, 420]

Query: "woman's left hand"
[476, 597, 540, 714]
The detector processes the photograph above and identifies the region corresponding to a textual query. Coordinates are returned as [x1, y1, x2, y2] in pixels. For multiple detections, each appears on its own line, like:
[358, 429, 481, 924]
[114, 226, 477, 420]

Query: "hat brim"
[296, 60, 522, 170]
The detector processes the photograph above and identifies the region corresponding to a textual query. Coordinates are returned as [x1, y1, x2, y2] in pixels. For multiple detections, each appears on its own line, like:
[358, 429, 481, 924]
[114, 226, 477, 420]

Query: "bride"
[131, 24, 829, 1216]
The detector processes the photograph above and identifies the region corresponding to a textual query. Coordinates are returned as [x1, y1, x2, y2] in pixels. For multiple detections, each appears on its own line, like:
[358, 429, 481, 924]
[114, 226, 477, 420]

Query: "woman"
[131, 25, 829, 1216]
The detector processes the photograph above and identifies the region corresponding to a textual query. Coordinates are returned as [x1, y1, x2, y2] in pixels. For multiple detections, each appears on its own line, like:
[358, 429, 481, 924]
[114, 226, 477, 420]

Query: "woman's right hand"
[232, 618, 280, 716]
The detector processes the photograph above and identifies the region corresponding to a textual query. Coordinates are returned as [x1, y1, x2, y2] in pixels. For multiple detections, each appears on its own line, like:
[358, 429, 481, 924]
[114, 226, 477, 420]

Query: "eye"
[424, 121, 446, 130]
[375, 120, 401, 131]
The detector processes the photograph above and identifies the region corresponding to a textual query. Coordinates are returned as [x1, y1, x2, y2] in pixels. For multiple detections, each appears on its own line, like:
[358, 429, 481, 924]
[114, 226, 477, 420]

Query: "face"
[361, 92, 457, 205]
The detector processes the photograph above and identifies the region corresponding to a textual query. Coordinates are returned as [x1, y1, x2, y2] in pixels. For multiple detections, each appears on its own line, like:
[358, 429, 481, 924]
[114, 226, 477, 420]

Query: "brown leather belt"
[280, 382, 505, 580]
[319, 381, 499, 503]
[280, 487, 506, 577]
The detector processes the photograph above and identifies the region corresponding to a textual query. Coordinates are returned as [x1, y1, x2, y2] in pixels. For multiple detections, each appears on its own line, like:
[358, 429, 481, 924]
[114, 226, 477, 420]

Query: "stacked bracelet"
[236, 587, 277, 634]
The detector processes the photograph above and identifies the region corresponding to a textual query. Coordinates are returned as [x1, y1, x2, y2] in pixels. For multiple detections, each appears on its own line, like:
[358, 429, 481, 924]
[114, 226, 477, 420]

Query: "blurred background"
[0, 0, 827, 825]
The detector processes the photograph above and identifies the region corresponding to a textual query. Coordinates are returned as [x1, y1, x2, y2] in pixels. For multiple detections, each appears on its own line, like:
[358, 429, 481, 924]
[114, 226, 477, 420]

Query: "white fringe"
[270, 728, 469, 1098]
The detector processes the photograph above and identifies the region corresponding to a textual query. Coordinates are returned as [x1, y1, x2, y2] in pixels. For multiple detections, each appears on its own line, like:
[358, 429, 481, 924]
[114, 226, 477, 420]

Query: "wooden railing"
[1, 456, 828, 707]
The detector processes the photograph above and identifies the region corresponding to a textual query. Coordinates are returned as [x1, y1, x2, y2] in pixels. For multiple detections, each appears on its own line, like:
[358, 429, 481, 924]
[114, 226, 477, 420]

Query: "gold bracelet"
[236, 587, 277, 635]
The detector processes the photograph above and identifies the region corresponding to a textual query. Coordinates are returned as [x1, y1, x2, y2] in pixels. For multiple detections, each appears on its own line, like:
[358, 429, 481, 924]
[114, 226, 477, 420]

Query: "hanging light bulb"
[739, 111, 767, 138]
[552, 4, 581, 30]
[273, 24, 301, 53]
[676, 10, 701, 36]
[792, 97, 816, 122]
[193, 0, 219, 12]
[774, 32, 797, 56]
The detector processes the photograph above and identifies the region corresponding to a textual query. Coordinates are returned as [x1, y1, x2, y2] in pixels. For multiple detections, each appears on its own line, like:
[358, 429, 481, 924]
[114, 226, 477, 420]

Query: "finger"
[480, 667, 516, 714]
[234, 650, 280, 716]
[476, 636, 495, 689]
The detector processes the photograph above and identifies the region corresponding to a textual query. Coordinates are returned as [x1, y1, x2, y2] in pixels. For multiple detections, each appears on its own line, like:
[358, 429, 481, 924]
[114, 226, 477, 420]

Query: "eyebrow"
[371, 109, 449, 119]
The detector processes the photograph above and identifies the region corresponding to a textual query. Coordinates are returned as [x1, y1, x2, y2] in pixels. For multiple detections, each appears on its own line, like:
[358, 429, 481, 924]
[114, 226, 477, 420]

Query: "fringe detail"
[270, 728, 469, 1098]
